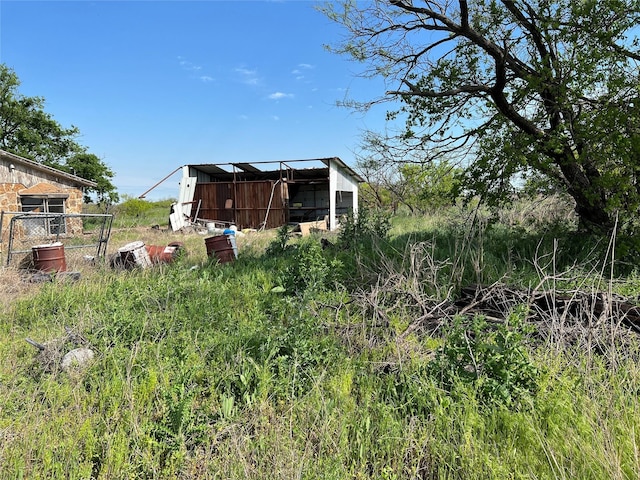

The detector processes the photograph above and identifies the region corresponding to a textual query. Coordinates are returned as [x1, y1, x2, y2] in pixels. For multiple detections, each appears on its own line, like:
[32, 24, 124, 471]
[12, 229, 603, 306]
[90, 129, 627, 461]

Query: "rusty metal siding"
[194, 180, 285, 229]
[193, 182, 233, 224]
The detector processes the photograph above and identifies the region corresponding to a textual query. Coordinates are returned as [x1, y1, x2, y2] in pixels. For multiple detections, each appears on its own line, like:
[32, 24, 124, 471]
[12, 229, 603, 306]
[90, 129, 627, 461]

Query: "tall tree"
[325, 0, 640, 233]
[356, 132, 461, 214]
[64, 153, 119, 204]
[0, 64, 119, 203]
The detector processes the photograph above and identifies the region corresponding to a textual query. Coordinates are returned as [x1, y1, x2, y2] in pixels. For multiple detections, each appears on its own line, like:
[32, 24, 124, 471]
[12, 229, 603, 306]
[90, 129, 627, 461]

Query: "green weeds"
[2, 204, 640, 478]
[337, 206, 391, 249]
[428, 306, 540, 408]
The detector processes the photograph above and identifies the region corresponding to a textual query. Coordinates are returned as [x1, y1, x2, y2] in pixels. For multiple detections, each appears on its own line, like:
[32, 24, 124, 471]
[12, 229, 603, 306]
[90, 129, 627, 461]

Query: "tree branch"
[459, 0, 469, 30]
[390, 78, 490, 98]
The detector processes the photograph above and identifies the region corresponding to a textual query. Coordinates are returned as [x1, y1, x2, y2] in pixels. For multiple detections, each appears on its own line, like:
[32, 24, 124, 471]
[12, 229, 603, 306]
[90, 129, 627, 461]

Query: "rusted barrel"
[145, 242, 183, 264]
[118, 241, 152, 269]
[32, 242, 66, 273]
[205, 235, 236, 263]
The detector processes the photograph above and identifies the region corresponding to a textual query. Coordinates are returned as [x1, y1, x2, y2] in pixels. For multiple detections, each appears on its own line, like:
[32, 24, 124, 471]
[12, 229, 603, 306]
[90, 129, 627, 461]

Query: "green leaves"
[398, 161, 462, 213]
[0, 64, 119, 203]
[327, 0, 640, 234]
[428, 306, 540, 409]
[64, 153, 119, 204]
[285, 239, 344, 295]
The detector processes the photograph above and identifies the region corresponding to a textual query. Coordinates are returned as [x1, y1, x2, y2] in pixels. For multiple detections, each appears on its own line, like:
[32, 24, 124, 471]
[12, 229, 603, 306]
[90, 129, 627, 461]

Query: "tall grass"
[1, 202, 640, 478]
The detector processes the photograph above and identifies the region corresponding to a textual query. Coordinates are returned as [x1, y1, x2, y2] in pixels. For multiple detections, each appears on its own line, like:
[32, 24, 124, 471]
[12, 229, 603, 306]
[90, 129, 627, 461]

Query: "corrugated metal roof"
[187, 157, 363, 183]
[232, 163, 262, 173]
[320, 157, 365, 183]
[0, 149, 98, 188]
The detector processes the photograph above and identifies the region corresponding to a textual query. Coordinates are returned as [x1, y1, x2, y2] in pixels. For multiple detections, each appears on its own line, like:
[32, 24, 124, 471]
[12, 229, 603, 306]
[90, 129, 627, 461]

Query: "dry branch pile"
[350, 276, 640, 349]
[345, 241, 640, 350]
[454, 283, 640, 345]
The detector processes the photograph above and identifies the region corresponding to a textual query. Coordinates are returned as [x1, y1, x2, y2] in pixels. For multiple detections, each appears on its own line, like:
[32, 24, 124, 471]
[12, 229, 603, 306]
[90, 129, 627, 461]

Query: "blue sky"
[0, 0, 389, 200]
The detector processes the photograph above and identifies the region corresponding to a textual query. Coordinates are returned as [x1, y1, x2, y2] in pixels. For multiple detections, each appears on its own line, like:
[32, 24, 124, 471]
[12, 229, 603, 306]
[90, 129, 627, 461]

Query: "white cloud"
[268, 92, 294, 100]
[293, 64, 314, 81]
[272, 115, 280, 121]
[178, 56, 202, 72]
[236, 67, 256, 76]
[291, 69, 306, 81]
[178, 56, 214, 83]
[235, 67, 260, 86]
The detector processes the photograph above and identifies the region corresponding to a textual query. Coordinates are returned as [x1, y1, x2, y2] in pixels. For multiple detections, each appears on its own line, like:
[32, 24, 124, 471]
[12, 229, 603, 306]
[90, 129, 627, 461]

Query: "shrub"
[338, 207, 391, 249]
[115, 197, 154, 217]
[264, 224, 293, 256]
[428, 305, 540, 408]
[285, 240, 343, 294]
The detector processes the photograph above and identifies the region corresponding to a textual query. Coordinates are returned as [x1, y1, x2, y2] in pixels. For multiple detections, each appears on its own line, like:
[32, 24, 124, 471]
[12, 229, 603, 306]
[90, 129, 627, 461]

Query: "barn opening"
[170, 157, 362, 231]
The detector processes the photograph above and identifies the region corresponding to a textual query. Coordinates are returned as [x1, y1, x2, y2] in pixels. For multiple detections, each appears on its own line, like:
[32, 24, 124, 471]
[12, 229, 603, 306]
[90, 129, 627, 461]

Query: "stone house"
[0, 149, 97, 243]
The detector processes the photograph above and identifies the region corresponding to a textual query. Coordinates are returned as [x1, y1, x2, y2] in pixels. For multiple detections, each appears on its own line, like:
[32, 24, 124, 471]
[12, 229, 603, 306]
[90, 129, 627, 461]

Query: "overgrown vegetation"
[428, 307, 540, 409]
[326, 1, 640, 234]
[2, 200, 640, 478]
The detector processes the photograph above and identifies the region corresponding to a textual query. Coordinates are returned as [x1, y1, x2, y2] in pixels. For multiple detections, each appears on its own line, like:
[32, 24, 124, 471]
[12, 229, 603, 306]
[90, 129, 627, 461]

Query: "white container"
[118, 241, 152, 268]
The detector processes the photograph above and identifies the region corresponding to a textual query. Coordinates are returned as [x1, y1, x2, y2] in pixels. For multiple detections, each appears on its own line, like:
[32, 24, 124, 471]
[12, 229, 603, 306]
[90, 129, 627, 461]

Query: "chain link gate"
[0, 212, 113, 268]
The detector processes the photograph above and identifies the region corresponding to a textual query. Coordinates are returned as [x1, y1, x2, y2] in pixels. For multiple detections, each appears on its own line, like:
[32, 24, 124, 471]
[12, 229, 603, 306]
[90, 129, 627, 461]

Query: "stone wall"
[0, 183, 22, 213]
[1, 157, 89, 246]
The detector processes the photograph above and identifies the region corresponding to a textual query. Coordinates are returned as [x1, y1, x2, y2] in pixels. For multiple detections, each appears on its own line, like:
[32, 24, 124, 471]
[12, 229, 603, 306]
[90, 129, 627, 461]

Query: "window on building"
[20, 196, 67, 236]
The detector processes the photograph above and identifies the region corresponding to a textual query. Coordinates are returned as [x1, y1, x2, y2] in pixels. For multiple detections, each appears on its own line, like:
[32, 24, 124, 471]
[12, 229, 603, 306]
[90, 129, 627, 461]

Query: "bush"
[264, 224, 293, 256]
[338, 207, 391, 249]
[285, 239, 343, 295]
[115, 197, 155, 217]
[428, 305, 540, 408]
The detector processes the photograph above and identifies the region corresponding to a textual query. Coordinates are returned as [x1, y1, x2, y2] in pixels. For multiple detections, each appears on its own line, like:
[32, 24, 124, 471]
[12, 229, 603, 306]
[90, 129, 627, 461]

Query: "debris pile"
[110, 241, 185, 269]
[26, 327, 95, 373]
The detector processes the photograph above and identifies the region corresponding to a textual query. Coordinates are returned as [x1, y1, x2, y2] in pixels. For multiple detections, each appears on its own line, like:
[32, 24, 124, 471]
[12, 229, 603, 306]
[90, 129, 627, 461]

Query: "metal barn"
[171, 158, 362, 231]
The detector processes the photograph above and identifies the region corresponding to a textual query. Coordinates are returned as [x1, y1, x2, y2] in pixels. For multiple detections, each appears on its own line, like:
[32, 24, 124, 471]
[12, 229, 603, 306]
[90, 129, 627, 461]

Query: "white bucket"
[118, 241, 152, 269]
[207, 223, 224, 235]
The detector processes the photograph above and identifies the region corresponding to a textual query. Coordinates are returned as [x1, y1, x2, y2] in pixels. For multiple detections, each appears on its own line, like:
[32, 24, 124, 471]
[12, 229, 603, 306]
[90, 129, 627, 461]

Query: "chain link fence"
[0, 212, 113, 269]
